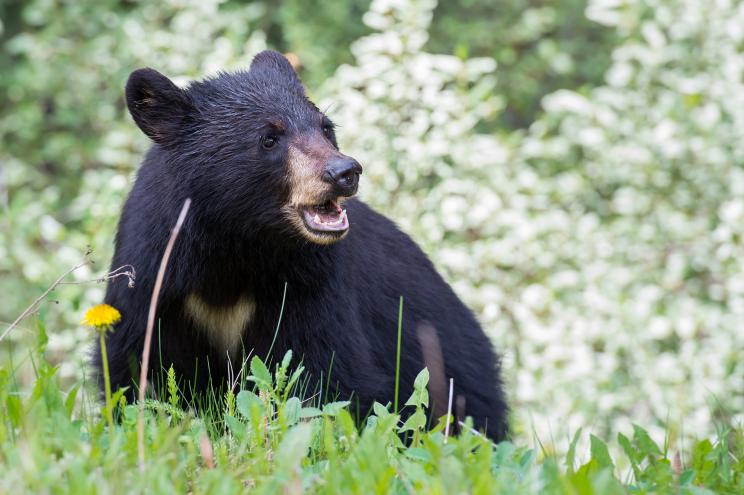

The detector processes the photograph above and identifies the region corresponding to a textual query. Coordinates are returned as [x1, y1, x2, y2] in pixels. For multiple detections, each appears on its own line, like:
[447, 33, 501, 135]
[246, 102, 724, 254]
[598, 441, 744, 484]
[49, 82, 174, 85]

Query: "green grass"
[1, 322, 742, 494]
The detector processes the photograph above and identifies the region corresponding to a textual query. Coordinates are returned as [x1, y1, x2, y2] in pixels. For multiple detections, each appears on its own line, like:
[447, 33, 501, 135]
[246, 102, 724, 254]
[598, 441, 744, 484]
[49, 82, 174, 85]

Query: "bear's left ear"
[249, 50, 303, 89]
[125, 68, 194, 144]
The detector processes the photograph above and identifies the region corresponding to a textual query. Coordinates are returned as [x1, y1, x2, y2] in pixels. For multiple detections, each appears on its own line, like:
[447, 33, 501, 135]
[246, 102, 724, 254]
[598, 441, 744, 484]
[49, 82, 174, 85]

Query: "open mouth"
[300, 199, 349, 234]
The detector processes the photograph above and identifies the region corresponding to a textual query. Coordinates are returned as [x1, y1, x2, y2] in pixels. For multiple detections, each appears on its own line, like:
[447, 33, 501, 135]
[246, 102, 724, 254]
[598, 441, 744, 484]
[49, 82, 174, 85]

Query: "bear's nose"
[322, 156, 363, 196]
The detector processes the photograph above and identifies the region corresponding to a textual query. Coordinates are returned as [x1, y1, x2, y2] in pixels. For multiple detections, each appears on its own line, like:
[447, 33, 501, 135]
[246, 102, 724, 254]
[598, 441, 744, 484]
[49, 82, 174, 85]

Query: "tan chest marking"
[184, 294, 255, 356]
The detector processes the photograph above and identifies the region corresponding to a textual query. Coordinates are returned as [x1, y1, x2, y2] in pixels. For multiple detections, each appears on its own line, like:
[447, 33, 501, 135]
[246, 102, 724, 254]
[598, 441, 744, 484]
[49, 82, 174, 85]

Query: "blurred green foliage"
[265, 0, 617, 126]
[428, 0, 615, 128]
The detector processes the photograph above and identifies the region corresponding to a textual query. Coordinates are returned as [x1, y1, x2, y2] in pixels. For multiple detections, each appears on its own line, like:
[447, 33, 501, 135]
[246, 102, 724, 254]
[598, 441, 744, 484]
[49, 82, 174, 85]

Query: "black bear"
[95, 50, 508, 440]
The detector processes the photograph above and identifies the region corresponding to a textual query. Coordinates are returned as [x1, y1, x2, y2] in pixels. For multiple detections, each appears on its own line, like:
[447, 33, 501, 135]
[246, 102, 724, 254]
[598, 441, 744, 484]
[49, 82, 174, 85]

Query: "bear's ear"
[125, 68, 193, 144]
[249, 50, 303, 89]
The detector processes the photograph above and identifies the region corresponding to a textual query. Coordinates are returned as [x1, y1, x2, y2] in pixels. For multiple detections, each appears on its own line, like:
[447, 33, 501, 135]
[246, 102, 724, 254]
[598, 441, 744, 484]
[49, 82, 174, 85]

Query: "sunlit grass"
[0, 318, 741, 494]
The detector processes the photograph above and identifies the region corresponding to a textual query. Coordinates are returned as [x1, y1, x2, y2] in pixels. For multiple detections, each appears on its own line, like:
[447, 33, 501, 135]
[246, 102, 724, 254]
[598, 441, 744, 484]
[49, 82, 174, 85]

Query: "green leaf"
[679, 469, 695, 485]
[690, 439, 715, 481]
[6, 395, 22, 427]
[284, 366, 305, 398]
[280, 350, 293, 374]
[404, 448, 432, 462]
[574, 458, 601, 482]
[518, 449, 535, 471]
[413, 368, 429, 390]
[399, 409, 426, 433]
[632, 424, 663, 456]
[364, 415, 378, 431]
[64, 383, 81, 419]
[224, 415, 245, 440]
[122, 404, 138, 425]
[405, 368, 429, 407]
[373, 402, 390, 418]
[35, 318, 48, 351]
[617, 433, 636, 460]
[299, 407, 322, 419]
[590, 434, 614, 470]
[109, 388, 128, 419]
[566, 427, 582, 473]
[249, 356, 272, 386]
[282, 397, 301, 426]
[618, 432, 641, 479]
[322, 401, 350, 416]
[235, 390, 263, 418]
[336, 409, 356, 437]
[275, 423, 313, 469]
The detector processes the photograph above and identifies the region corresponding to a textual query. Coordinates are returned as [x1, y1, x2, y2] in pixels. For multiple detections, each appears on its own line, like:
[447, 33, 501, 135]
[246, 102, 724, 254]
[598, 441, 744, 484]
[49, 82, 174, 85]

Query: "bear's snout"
[322, 156, 362, 197]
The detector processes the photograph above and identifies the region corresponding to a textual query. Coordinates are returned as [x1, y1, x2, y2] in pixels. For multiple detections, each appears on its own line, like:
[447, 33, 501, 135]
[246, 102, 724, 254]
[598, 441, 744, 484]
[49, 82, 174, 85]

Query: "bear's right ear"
[125, 68, 193, 144]
[249, 50, 303, 89]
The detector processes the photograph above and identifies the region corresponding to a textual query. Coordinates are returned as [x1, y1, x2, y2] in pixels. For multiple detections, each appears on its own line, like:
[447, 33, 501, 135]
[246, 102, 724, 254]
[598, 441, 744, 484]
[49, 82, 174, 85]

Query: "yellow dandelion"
[82, 304, 121, 329]
[84, 303, 121, 429]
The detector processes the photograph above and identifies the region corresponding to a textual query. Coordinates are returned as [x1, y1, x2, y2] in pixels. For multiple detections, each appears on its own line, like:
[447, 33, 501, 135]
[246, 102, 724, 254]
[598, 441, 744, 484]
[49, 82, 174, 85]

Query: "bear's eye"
[322, 124, 334, 140]
[262, 134, 279, 150]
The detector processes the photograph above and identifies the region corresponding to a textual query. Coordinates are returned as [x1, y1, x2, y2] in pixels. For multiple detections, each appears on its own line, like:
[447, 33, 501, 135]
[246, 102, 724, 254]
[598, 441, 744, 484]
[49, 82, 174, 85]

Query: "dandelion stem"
[99, 330, 114, 429]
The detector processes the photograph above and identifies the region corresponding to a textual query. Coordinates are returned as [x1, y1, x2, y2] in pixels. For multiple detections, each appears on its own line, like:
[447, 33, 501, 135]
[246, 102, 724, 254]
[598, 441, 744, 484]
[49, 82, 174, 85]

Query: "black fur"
[95, 50, 508, 440]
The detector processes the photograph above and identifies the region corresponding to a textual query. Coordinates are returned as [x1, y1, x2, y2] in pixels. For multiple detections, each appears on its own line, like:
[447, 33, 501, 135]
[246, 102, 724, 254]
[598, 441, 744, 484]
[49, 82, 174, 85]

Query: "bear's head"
[125, 50, 362, 245]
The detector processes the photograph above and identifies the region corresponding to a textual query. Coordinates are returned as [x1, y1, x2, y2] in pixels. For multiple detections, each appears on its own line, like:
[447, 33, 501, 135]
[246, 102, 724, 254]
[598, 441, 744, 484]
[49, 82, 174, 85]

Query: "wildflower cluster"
[323, 0, 744, 450]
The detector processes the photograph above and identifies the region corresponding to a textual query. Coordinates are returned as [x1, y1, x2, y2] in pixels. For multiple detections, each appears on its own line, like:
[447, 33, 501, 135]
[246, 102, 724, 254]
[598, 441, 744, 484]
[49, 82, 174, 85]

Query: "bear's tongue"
[303, 200, 348, 232]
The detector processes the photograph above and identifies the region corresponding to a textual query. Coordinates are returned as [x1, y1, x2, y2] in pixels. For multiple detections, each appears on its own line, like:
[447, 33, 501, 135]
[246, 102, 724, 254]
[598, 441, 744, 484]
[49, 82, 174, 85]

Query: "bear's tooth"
[314, 214, 321, 224]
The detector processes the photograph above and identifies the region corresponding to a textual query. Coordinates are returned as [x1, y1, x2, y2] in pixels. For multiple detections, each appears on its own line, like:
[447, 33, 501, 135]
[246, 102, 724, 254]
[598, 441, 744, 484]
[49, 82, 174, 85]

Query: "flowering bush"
[515, 0, 744, 444]
[323, 0, 744, 449]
